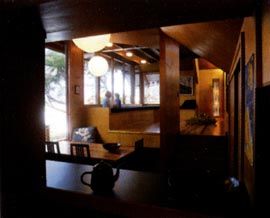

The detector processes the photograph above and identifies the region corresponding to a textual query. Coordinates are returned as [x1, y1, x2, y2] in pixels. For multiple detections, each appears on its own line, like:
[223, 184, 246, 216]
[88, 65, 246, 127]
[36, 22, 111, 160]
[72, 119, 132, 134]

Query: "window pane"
[45, 48, 67, 140]
[135, 74, 140, 104]
[100, 71, 112, 103]
[84, 61, 97, 104]
[124, 72, 131, 104]
[144, 73, 160, 104]
[113, 70, 123, 102]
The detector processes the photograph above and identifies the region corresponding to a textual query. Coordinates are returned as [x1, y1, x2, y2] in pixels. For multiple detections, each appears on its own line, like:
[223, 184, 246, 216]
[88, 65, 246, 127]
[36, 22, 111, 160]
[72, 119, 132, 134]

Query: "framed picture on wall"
[74, 85, 80, 95]
[245, 54, 255, 166]
[179, 76, 193, 95]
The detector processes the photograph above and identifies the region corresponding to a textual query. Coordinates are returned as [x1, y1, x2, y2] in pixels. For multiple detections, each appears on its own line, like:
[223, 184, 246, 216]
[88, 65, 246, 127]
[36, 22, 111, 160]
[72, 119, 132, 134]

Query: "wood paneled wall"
[241, 17, 256, 202]
[85, 107, 160, 147]
[229, 16, 258, 203]
[67, 42, 86, 138]
[262, 0, 270, 85]
[110, 110, 160, 130]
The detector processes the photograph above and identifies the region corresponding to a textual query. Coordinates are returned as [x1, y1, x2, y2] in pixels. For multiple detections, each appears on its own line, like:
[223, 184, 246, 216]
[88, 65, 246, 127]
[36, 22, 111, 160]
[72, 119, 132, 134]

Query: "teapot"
[80, 161, 120, 193]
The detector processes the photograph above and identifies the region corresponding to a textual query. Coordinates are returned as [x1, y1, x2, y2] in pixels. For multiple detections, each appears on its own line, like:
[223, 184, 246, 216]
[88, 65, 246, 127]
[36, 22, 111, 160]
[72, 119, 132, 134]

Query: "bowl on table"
[103, 143, 121, 153]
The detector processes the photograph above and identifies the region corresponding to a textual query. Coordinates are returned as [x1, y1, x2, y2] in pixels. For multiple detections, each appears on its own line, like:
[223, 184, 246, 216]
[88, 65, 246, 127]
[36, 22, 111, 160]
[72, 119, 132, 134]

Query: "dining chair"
[45, 141, 60, 154]
[70, 143, 91, 158]
[135, 138, 144, 152]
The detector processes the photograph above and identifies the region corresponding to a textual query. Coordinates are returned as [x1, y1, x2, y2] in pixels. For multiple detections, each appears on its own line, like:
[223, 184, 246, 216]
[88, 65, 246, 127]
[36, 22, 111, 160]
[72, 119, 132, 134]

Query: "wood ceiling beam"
[103, 52, 138, 66]
[40, 0, 255, 42]
[132, 49, 158, 63]
[141, 48, 160, 61]
[102, 46, 150, 53]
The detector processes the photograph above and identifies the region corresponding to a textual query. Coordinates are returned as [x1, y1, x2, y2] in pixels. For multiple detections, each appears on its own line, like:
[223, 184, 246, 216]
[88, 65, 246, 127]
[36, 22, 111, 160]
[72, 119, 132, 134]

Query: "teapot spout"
[113, 167, 120, 182]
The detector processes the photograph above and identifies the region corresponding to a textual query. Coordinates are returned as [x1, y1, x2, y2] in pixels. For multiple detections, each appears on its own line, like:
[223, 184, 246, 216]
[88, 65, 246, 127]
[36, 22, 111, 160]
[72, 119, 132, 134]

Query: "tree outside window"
[45, 48, 67, 140]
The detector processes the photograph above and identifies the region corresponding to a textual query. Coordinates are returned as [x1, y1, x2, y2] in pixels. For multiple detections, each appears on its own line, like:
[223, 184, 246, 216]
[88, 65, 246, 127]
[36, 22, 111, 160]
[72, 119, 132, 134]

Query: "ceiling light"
[88, 56, 109, 77]
[106, 42, 113, 47]
[72, 34, 111, 53]
[126, 52, 133, 57]
[140, 59, 147, 64]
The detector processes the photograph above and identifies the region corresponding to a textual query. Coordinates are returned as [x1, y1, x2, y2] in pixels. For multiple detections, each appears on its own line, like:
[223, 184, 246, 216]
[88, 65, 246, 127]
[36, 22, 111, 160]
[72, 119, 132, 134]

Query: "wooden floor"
[110, 118, 226, 136]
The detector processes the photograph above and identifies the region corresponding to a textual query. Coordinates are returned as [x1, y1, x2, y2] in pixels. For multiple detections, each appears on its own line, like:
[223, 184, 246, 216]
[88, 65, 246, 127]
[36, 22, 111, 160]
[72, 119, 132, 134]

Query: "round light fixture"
[72, 34, 111, 53]
[126, 51, 133, 57]
[106, 42, 113, 47]
[88, 56, 109, 77]
[140, 59, 147, 64]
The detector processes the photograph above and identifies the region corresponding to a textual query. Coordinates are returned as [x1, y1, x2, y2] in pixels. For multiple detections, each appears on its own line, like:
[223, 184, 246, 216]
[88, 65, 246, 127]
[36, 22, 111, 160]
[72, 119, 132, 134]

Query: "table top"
[51, 141, 135, 162]
[45, 160, 217, 218]
[46, 160, 162, 204]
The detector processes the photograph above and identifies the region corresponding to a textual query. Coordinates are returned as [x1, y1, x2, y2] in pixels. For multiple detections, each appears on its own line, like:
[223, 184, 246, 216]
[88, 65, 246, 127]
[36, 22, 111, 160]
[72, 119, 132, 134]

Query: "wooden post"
[159, 31, 180, 172]
[67, 41, 84, 139]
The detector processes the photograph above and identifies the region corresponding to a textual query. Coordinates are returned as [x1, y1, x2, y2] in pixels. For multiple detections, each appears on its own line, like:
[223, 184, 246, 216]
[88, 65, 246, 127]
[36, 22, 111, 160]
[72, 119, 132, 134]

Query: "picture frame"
[244, 54, 255, 166]
[179, 76, 194, 95]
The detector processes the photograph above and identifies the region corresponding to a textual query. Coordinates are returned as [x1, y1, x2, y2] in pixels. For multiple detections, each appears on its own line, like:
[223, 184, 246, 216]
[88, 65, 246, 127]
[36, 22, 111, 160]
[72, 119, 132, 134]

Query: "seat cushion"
[72, 127, 98, 143]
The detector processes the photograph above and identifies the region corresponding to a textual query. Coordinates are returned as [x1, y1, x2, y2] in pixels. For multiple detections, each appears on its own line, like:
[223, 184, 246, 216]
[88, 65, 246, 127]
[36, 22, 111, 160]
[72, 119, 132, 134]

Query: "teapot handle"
[80, 171, 92, 188]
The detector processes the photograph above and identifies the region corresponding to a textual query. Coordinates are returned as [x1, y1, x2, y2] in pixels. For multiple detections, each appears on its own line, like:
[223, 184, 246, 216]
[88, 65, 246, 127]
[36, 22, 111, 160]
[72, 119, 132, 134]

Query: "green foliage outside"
[45, 49, 66, 108]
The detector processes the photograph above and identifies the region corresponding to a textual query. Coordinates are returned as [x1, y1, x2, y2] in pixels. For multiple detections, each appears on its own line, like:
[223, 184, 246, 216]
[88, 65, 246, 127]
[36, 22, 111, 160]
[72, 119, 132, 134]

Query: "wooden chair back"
[45, 141, 60, 154]
[135, 138, 144, 152]
[70, 143, 90, 158]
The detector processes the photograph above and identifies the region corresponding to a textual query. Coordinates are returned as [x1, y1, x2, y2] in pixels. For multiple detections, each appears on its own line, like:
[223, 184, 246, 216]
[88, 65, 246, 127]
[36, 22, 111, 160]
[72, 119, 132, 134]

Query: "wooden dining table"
[45, 141, 135, 165]
[45, 160, 219, 218]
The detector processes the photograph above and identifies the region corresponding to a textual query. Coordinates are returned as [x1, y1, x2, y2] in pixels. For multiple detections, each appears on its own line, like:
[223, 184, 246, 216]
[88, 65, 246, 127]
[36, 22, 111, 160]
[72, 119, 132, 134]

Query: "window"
[135, 73, 140, 104]
[45, 48, 67, 140]
[83, 60, 161, 106]
[124, 71, 131, 104]
[100, 71, 112, 103]
[113, 69, 123, 102]
[84, 61, 98, 104]
[144, 73, 160, 104]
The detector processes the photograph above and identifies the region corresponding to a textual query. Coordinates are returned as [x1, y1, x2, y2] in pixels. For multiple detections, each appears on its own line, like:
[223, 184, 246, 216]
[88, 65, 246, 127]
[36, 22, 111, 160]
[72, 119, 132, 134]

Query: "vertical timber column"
[1, 6, 45, 217]
[160, 32, 180, 171]
[67, 42, 85, 139]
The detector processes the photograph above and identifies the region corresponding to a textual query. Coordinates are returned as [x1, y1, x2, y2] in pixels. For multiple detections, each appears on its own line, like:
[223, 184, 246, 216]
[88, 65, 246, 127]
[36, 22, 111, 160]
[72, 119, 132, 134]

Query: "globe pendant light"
[72, 34, 111, 53]
[88, 56, 109, 77]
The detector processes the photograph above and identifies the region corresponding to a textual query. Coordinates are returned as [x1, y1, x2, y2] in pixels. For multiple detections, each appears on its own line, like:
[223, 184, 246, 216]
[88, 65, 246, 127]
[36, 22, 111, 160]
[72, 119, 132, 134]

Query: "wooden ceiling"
[161, 19, 243, 72]
[37, 0, 254, 72]
[98, 18, 242, 72]
[39, 0, 254, 42]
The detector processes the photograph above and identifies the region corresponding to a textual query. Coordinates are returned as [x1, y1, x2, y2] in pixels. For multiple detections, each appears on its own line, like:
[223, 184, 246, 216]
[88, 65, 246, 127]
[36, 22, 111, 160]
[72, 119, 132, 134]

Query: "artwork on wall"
[180, 76, 193, 95]
[212, 79, 220, 117]
[245, 54, 255, 166]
